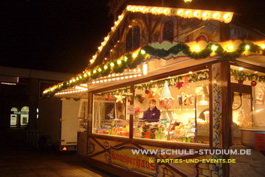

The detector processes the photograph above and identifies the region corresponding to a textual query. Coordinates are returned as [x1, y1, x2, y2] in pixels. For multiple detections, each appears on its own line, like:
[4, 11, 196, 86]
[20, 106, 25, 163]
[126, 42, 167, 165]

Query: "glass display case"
[92, 88, 130, 137]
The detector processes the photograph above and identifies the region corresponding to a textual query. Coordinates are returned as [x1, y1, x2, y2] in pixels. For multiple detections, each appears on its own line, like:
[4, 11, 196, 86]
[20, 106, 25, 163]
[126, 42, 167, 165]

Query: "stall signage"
[126, 105, 134, 115]
[110, 146, 157, 176]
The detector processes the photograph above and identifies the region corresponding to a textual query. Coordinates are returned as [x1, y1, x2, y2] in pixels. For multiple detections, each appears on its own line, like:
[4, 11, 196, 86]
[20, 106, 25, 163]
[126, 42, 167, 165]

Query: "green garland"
[43, 40, 265, 97]
[134, 70, 209, 90]
[230, 69, 265, 82]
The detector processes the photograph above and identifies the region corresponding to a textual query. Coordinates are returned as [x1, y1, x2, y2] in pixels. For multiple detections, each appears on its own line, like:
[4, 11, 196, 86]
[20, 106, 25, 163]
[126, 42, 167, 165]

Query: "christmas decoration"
[159, 81, 175, 109]
[135, 94, 145, 103]
[151, 85, 162, 96]
[251, 81, 257, 86]
[175, 81, 184, 89]
[43, 40, 265, 97]
[145, 90, 151, 94]
[106, 94, 112, 100]
[114, 94, 125, 103]
[238, 80, 244, 84]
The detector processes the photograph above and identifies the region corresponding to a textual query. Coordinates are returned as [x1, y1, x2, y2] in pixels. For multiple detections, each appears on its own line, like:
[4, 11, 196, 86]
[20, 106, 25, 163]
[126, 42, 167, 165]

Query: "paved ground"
[230, 146, 265, 177]
[0, 147, 115, 177]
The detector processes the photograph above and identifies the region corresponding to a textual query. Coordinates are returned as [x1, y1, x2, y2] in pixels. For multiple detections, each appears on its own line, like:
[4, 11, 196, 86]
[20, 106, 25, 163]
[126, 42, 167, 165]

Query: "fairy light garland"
[43, 40, 265, 97]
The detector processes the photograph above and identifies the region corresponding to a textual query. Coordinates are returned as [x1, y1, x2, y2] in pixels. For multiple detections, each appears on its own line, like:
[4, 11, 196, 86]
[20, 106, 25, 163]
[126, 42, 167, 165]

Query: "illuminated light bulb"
[227, 45, 234, 51]
[128, 25, 132, 28]
[133, 69, 137, 72]
[104, 79, 107, 82]
[84, 73, 87, 77]
[98, 46, 102, 51]
[189, 71, 193, 74]
[92, 55, 96, 59]
[254, 71, 259, 74]
[211, 45, 218, 52]
[202, 12, 209, 18]
[104, 36, 109, 41]
[135, 7, 139, 11]
[121, 77, 124, 80]
[111, 27, 114, 31]
[99, 80, 103, 83]
[96, 81, 99, 83]
[125, 76, 129, 79]
[88, 72, 91, 76]
[184, 0, 192, 2]
[261, 45, 265, 49]
[245, 44, 250, 50]
[114, 21, 118, 25]
[90, 59, 94, 63]
[104, 65, 108, 70]
[193, 11, 200, 17]
[239, 67, 244, 71]
[132, 53, 138, 58]
[138, 68, 141, 72]
[185, 10, 191, 16]
[98, 68, 102, 72]
[138, 74, 142, 77]
[110, 49, 113, 52]
[177, 9, 183, 15]
[212, 13, 220, 19]
[124, 56, 128, 62]
[93, 70, 97, 74]
[223, 14, 230, 20]
[157, 8, 162, 13]
[129, 75, 133, 78]
[140, 7, 144, 11]
[110, 62, 115, 67]
[140, 49, 146, 55]
[116, 77, 120, 80]
[108, 79, 111, 82]
[194, 45, 201, 52]
[92, 81, 95, 84]
[118, 15, 122, 19]
[163, 9, 169, 14]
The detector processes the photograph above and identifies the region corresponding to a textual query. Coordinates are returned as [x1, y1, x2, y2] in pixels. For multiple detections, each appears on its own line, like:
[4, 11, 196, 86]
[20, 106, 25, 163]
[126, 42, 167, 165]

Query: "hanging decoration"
[159, 81, 175, 109]
[135, 94, 145, 103]
[151, 85, 162, 96]
[231, 69, 265, 85]
[114, 94, 125, 103]
[251, 81, 257, 87]
[43, 40, 265, 97]
[106, 94, 112, 100]
[175, 81, 184, 89]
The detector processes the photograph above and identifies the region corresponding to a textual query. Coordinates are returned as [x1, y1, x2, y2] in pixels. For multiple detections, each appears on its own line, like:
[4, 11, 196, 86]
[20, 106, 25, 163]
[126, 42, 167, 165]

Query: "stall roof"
[42, 5, 265, 98]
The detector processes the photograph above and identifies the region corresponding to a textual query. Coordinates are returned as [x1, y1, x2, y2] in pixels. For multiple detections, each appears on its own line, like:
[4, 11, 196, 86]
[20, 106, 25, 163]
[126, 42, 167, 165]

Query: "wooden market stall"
[43, 4, 265, 177]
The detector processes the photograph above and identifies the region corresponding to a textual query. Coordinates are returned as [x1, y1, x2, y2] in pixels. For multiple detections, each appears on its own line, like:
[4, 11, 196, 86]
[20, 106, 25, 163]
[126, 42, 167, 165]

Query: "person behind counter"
[142, 99, 161, 122]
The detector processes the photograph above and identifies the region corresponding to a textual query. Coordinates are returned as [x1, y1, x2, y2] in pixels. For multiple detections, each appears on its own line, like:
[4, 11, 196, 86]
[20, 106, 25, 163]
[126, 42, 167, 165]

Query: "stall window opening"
[92, 87, 130, 137]
[133, 69, 210, 144]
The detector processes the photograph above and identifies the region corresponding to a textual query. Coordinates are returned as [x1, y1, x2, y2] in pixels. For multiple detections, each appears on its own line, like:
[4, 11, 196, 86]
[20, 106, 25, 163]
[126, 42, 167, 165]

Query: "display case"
[92, 88, 130, 137]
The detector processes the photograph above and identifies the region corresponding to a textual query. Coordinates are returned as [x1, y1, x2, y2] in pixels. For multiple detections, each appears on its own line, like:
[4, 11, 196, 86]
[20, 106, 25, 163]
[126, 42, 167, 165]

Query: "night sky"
[0, 0, 265, 74]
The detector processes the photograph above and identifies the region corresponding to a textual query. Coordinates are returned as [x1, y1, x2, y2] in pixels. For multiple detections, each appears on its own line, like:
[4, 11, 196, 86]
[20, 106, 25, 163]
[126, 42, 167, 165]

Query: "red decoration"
[183, 76, 189, 87]
[238, 80, 244, 84]
[145, 90, 151, 94]
[251, 81, 257, 87]
[175, 81, 184, 89]
[106, 94, 112, 100]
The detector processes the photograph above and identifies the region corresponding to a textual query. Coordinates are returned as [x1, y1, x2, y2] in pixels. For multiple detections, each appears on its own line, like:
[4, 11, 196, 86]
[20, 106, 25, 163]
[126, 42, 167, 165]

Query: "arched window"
[20, 106, 29, 126]
[126, 26, 140, 52]
[163, 21, 174, 42]
[10, 107, 18, 127]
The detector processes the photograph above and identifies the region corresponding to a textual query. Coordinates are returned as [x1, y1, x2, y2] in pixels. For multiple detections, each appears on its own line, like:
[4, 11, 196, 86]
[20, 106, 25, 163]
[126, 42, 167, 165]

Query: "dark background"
[0, 0, 264, 74]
